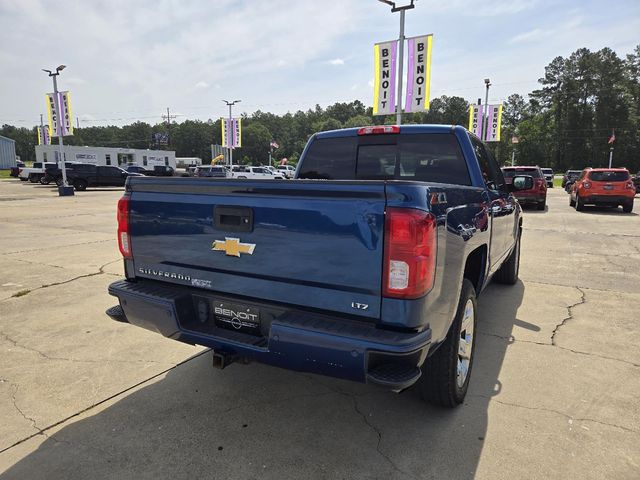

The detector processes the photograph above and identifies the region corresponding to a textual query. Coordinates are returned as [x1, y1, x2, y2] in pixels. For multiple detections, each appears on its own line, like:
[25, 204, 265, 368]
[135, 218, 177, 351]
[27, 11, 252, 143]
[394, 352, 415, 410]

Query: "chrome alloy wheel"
[457, 299, 475, 388]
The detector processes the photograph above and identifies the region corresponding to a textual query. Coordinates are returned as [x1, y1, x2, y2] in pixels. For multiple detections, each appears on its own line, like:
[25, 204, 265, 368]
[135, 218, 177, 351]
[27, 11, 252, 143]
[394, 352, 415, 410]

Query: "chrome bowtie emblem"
[212, 237, 256, 257]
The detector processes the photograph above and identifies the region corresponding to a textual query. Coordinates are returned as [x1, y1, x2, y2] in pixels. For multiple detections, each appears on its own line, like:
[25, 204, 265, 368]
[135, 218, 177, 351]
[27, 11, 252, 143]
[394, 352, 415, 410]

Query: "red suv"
[570, 168, 635, 213]
[501, 166, 547, 210]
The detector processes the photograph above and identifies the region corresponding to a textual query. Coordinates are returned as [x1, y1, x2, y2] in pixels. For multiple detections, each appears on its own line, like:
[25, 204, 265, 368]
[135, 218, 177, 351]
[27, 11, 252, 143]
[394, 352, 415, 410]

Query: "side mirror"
[510, 175, 533, 191]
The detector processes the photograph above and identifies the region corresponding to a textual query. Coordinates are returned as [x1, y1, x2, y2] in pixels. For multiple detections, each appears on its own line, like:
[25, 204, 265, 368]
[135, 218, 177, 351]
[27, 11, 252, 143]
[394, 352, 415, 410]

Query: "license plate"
[604, 185, 614, 190]
[213, 301, 261, 334]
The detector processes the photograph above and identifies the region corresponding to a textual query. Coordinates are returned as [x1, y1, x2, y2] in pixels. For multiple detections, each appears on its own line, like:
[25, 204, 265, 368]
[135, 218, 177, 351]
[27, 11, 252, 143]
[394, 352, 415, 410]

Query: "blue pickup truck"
[107, 125, 532, 407]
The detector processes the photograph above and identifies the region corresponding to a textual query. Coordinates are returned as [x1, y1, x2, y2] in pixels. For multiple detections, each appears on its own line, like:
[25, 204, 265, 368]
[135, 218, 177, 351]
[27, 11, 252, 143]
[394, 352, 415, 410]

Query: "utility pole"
[378, 0, 416, 125]
[608, 147, 614, 169]
[483, 78, 491, 142]
[222, 99, 241, 166]
[76, 117, 80, 129]
[162, 107, 177, 148]
[42, 65, 73, 196]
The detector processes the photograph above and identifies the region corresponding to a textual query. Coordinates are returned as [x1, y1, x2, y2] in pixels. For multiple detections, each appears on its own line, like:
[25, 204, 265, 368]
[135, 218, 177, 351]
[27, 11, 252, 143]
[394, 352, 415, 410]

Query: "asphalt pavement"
[0, 180, 638, 479]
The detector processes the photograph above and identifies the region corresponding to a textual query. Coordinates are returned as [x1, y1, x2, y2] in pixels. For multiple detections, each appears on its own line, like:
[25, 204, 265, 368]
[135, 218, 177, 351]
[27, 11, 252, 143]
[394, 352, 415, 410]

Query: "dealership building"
[35, 145, 176, 169]
[0, 135, 17, 169]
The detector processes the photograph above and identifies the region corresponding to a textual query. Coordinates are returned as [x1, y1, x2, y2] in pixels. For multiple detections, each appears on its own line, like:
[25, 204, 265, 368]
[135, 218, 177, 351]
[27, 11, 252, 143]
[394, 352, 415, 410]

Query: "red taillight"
[383, 208, 436, 299]
[117, 196, 131, 258]
[583, 181, 591, 189]
[358, 125, 400, 135]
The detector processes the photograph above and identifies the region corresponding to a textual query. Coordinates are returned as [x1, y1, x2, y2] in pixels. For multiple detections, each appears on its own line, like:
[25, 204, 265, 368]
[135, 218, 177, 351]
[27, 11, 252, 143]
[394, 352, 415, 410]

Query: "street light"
[222, 99, 241, 166]
[377, 0, 417, 125]
[483, 78, 491, 141]
[43, 65, 73, 196]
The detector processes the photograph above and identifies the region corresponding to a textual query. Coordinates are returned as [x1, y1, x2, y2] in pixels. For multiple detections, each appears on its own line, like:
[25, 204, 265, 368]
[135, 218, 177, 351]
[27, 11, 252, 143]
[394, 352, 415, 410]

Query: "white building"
[35, 145, 176, 169]
[176, 157, 203, 168]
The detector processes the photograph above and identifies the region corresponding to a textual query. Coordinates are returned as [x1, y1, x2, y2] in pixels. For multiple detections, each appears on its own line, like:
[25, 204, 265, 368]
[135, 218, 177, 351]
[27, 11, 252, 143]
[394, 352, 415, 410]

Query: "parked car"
[501, 166, 547, 210]
[570, 168, 635, 212]
[9, 160, 25, 178]
[146, 165, 175, 177]
[65, 164, 142, 191]
[18, 162, 56, 183]
[277, 165, 296, 178]
[541, 168, 554, 187]
[196, 166, 230, 178]
[125, 165, 149, 175]
[40, 162, 85, 185]
[233, 166, 285, 179]
[632, 171, 640, 194]
[107, 124, 532, 408]
[562, 169, 583, 190]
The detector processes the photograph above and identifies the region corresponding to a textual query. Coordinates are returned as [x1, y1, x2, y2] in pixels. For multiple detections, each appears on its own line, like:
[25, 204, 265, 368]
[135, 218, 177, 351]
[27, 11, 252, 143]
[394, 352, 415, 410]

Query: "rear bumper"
[580, 194, 634, 205]
[514, 192, 546, 203]
[108, 279, 431, 390]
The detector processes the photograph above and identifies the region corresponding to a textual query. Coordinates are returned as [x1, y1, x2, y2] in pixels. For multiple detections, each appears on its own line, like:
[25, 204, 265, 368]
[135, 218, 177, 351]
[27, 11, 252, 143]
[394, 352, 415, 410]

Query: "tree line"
[2, 45, 638, 173]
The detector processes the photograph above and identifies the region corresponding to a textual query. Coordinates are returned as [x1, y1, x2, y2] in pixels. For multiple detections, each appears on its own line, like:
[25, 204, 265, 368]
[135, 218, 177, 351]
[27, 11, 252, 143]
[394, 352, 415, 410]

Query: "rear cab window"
[588, 170, 629, 182]
[298, 133, 471, 185]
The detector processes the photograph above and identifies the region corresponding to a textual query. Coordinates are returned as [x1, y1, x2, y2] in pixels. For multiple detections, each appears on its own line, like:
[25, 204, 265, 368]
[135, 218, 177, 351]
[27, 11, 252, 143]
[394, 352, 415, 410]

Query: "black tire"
[494, 229, 521, 285]
[19, 177, 28, 182]
[569, 194, 575, 207]
[29, 174, 39, 183]
[40, 176, 51, 185]
[576, 195, 584, 211]
[418, 279, 477, 408]
[537, 200, 546, 211]
[74, 179, 88, 191]
[622, 201, 634, 213]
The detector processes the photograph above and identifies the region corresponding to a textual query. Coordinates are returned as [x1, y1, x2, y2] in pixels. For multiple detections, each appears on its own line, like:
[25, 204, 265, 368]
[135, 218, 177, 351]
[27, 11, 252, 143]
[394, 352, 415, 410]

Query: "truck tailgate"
[127, 178, 387, 319]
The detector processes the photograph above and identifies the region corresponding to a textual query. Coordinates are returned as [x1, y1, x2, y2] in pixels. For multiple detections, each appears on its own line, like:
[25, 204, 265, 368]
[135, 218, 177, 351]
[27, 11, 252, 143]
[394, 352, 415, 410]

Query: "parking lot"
[0, 180, 638, 479]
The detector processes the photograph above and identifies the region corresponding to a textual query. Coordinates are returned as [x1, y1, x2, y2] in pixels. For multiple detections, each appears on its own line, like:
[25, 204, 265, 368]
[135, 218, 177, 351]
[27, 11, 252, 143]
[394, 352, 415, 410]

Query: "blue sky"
[1, 0, 639, 127]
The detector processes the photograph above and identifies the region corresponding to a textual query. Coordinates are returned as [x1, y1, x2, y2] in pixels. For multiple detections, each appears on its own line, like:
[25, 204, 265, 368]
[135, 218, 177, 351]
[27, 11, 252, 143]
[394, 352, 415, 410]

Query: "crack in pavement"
[7, 381, 42, 435]
[0, 331, 175, 366]
[0, 349, 211, 455]
[301, 377, 418, 480]
[551, 287, 586, 346]
[469, 394, 637, 433]
[477, 331, 640, 367]
[0, 258, 122, 303]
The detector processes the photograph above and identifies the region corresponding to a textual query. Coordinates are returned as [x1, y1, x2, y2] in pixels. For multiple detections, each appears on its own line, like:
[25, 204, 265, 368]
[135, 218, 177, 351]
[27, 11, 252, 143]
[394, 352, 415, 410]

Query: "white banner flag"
[485, 104, 503, 142]
[372, 40, 398, 116]
[404, 34, 433, 113]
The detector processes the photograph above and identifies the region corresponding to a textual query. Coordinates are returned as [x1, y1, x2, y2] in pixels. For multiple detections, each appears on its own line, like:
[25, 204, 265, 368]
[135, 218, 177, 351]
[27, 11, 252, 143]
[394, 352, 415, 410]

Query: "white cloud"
[195, 81, 210, 88]
[327, 58, 345, 66]
[509, 28, 548, 44]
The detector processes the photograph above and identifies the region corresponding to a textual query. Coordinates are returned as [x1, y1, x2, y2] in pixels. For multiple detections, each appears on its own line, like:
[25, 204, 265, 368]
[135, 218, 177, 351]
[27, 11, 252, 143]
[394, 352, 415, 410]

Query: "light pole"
[222, 99, 241, 166]
[483, 78, 491, 142]
[43, 65, 73, 196]
[378, 0, 416, 125]
[608, 147, 614, 169]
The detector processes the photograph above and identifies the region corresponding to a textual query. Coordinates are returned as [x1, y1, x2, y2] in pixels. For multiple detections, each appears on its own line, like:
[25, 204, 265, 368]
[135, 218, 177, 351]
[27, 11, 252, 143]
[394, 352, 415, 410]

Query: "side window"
[105, 154, 111, 166]
[143, 156, 148, 166]
[471, 136, 502, 191]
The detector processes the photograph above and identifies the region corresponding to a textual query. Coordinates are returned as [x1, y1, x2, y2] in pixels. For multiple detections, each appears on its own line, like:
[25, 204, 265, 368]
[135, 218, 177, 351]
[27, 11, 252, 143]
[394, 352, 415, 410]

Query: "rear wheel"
[29, 174, 39, 183]
[623, 201, 634, 213]
[575, 195, 584, 211]
[73, 179, 88, 191]
[40, 176, 51, 185]
[418, 279, 477, 408]
[569, 194, 575, 207]
[494, 231, 521, 285]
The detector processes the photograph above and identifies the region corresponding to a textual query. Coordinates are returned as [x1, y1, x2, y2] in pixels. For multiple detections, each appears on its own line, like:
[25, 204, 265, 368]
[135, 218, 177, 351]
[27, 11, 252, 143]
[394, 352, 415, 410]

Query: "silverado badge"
[212, 237, 256, 257]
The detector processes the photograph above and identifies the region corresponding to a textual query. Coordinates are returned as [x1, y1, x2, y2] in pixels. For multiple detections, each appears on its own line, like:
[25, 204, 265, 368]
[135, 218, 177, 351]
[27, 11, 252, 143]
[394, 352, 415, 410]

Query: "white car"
[18, 162, 56, 183]
[233, 166, 285, 180]
[277, 165, 296, 179]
